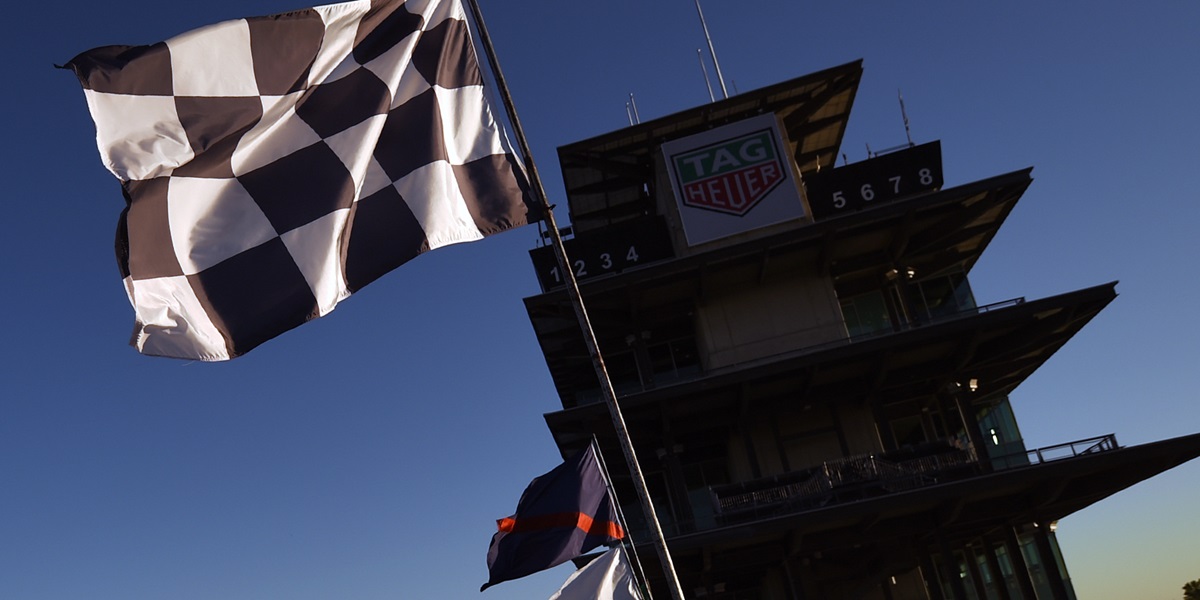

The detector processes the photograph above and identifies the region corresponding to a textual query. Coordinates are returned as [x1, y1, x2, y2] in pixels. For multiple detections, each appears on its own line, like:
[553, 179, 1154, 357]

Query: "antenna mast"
[697, 49, 715, 102]
[694, 0, 728, 99]
[899, 89, 915, 147]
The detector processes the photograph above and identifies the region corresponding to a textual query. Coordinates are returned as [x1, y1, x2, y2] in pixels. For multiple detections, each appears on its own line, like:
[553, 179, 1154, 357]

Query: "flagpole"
[462, 2, 687, 599]
[590, 438, 655, 600]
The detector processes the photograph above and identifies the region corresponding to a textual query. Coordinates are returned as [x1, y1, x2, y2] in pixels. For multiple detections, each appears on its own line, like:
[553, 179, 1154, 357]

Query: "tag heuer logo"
[671, 129, 785, 216]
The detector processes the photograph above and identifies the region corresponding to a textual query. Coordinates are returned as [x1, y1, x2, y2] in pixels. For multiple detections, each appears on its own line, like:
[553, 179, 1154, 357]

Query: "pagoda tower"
[522, 61, 1200, 600]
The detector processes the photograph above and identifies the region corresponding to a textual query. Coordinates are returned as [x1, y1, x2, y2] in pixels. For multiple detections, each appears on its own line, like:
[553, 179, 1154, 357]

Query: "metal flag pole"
[590, 437, 655, 600]
[461, 2, 687, 599]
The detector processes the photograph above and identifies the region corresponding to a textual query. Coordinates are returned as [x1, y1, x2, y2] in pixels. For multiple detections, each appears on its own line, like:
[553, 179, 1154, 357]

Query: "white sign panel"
[662, 113, 805, 246]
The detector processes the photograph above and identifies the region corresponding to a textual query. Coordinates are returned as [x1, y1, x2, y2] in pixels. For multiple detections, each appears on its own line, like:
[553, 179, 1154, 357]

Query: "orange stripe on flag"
[495, 512, 625, 539]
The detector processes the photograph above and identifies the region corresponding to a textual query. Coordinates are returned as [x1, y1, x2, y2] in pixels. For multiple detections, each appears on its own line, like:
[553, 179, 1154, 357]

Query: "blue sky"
[4, 1, 1199, 599]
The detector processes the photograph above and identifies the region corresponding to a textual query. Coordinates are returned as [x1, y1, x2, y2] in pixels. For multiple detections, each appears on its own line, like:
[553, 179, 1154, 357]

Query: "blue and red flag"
[481, 445, 625, 591]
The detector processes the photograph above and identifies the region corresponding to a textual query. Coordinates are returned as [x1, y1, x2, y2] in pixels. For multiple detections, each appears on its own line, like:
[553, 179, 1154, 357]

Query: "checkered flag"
[65, 0, 538, 361]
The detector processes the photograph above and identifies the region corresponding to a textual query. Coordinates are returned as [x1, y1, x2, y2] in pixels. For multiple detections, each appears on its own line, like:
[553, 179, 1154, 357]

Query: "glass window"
[840, 290, 892, 337]
[953, 271, 977, 311]
[683, 458, 728, 532]
[605, 349, 642, 391]
[647, 336, 701, 385]
[891, 415, 928, 447]
[914, 270, 977, 321]
[977, 398, 1031, 469]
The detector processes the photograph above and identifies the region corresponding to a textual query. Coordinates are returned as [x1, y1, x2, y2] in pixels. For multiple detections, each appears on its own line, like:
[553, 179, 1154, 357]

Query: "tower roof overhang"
[618, 432, 1200, 594]
[664, 431, 1200, 553]
[543, 281, 1117, 456]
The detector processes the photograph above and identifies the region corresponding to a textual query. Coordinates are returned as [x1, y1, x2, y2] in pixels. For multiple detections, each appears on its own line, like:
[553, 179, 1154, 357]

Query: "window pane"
[841, 290, 891, 337]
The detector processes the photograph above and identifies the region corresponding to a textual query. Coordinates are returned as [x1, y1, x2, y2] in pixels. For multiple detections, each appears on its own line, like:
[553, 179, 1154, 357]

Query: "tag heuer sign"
[663, 113, 805, 247]
[673, 130, 785, 216]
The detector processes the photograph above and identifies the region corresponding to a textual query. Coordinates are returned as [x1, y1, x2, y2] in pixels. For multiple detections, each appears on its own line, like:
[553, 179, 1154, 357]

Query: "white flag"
[549, 547, 641, 600]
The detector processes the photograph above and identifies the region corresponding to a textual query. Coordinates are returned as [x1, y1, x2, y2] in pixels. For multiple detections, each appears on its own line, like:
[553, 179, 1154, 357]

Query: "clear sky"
[3, 1, 1198, 599]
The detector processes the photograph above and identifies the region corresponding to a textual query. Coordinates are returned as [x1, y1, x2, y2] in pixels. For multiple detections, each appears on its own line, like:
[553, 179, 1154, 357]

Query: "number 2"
[548, 260, 589, 283]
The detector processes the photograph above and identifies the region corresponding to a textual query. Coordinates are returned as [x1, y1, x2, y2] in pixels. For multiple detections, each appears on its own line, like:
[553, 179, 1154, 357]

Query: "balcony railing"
[1022, 434, 1119, 465]
[706, 434, 1121, 526]
[843, 296, 1027, 344]
[616, 435, 1123, 541]
[710, 440, 978, 520]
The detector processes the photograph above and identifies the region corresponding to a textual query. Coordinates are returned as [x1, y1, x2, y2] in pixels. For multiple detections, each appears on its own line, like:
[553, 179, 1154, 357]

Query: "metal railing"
[708, 434, 1121, 526]
[844, 297, 1027, 342]
[710, 442, 979, 518]
[1023, 434, 1119, 465]
[618, 435, 1122, 541]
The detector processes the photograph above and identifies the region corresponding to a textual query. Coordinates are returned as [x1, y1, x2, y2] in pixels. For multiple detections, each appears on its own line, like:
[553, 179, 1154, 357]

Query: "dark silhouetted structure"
[523, 61, 1200, 599]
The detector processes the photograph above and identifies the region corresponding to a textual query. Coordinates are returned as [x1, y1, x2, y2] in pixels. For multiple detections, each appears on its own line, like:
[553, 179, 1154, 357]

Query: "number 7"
[889, 176, 901, 194]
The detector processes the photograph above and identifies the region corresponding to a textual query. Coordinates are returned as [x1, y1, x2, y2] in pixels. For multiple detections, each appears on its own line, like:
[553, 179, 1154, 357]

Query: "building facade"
[522, 61, 1200, 599]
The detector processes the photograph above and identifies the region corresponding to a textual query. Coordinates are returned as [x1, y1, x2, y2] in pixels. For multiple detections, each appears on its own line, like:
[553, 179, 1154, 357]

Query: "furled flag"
[481, 445, 626, 592]
[549, 547, 642, 600]
[63, 0, 537, 361]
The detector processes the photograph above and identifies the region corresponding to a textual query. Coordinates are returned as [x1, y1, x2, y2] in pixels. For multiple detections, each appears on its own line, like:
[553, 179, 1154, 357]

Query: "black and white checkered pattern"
[66, 0, 536, 361]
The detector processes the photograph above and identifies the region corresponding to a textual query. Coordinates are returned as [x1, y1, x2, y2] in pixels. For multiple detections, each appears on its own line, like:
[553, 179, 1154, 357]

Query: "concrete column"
[963, 543, 989, 600]
[939, 536, 970, 600]
[982, 536, 1013, 600]
[782, 558, 805, 600]
[920, 546, 947, 600]
[1034, 522, 1071, 600]
[869, 394, 898, 451]
[1003, 527, 1038, 600]
[659, 446, 693, 533]
[880, 576, 896, 600]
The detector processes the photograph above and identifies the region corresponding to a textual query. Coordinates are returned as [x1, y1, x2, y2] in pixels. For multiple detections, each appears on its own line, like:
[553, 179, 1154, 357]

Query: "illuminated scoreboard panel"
[805, 141, 944, 220]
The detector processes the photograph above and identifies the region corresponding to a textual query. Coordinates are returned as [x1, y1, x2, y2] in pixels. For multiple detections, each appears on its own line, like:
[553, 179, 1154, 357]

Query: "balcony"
[710, 440, 979, 522]
[707, 434, 1120, 526]
[1020, 434, 1119, 465]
